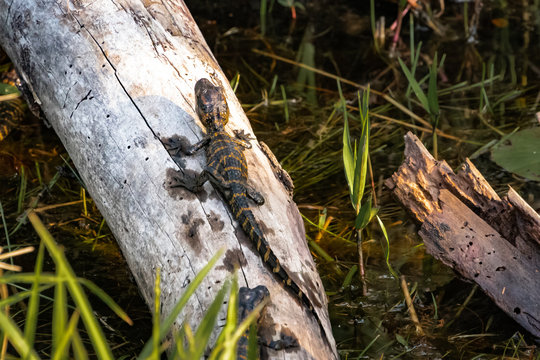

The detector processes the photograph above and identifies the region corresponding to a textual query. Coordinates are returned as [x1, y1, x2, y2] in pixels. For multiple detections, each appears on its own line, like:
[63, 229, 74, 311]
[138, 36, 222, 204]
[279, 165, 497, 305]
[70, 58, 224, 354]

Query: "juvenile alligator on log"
[0, 52, 25, 142]
[167, 78, 327, 341]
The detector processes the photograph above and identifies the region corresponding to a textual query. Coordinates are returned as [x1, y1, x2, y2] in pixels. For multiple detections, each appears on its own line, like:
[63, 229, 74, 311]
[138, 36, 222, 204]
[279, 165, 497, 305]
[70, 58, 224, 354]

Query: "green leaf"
[398, 57, 429, 111]
[353, 112, 370, 209]
[355, 197, 372, 230]
[341, 86, 355, 191]
[341, 265, 358, 289]
[377, 215, 399, 279]
[396, 333, 408, 347]
[0, 82, 20, 96]
[491, 127, 540, 181]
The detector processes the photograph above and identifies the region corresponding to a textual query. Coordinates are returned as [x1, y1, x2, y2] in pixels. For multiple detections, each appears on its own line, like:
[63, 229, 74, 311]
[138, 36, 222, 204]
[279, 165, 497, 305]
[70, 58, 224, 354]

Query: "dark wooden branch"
[0, 0, 337, 357]
[385, 132, 540, 337]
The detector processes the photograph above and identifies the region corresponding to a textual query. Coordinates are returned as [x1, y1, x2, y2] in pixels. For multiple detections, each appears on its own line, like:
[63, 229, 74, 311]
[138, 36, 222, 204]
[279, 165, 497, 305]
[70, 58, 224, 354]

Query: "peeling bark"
[386, 132, 540, 337]
[0, 0, 338, 358]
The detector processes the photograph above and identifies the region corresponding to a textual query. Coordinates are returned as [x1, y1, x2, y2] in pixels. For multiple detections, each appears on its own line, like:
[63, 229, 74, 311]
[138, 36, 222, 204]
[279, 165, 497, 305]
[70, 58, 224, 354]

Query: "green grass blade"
[212, 276, 238, 360]
[280, 84, 289, 123]
[190, 280, 231, 359]
[0, 273, 60, 285]
[52, 311, 80, 360]
[0, 285, 52, 308]
[369, 0, 378, 53]
[151, 268, 161, 360]
[246, 323, 259, 360]
[339, 81, 355, 191]
[0, 311, 40, 360]
[376, 215, 398, 279]
[398, 57, 429, 111]
[351, 89, 370, 210]
[269, 75, 278, 97]
[0, 201, 11, 263]
[52, 278, 67, 356]
[72, 330, 89, 360]
[78, 278, 133, 325]
[308, 239, 334, 262]
[209, 298, 268, 360]
[138, 249, 224, 359]
[341, 265, 358, 289]
[17, 165, 27, 214]
[24, 242, 45, 345]
[27, 211, 114, 360]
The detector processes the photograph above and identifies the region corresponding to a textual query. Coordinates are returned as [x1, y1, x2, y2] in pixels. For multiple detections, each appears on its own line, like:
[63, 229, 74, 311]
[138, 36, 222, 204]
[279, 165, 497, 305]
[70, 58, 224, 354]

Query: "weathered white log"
[0, 0, 337, 358]
[386, 132, 540, 337]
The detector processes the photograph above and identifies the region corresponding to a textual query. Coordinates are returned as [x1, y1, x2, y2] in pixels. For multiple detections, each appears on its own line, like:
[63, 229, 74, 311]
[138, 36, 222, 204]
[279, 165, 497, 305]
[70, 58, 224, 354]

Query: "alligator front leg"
[171, 166, 229, 193]
[164, 135, 210, 157]
[233, 129, 254, 149]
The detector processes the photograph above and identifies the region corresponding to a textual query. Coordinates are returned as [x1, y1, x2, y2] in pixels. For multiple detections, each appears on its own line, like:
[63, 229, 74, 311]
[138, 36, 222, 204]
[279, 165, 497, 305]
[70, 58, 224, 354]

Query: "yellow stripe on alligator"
[231, 191, 246, 199]
[286, 278, 292, 286]
[235, 207, 249, 218]
[263, 248, 270, 262]
[273, 263, 280, 272]
[257, 239, 262, 251]
[0, 125, 8, 140]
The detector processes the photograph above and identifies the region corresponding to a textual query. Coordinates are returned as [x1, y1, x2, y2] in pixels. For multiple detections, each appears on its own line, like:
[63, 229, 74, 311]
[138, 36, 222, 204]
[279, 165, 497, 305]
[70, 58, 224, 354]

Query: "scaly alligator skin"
[237, 285, 269, 360]
[0, 64, 25, 142]
[170, 78, 322, 326]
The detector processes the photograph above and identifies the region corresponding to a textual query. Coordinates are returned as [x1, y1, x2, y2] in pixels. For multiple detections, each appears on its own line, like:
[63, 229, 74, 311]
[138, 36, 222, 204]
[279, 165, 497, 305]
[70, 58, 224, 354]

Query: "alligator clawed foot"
[163, 135, 192, 157]
[233, 129, 255, 149]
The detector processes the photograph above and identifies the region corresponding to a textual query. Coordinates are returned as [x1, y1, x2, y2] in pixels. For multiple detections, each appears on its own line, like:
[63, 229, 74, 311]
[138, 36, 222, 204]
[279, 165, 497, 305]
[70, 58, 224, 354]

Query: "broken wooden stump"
[385, 132, 540, 337]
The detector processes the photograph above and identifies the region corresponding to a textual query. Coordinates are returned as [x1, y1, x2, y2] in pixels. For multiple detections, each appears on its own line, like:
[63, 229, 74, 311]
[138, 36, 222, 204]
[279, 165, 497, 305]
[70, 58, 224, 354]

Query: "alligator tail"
[229, 185, 315, 312]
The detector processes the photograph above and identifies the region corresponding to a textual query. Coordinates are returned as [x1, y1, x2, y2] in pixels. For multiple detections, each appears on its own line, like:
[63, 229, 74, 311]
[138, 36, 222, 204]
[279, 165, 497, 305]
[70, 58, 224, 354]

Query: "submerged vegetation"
[1, 0, 540, 358]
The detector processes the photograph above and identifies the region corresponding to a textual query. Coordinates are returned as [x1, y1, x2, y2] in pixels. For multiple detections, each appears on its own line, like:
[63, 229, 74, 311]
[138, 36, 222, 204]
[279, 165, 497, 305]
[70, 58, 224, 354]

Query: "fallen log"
[385, 132, 540, 337]
[0, 0, 337, 357]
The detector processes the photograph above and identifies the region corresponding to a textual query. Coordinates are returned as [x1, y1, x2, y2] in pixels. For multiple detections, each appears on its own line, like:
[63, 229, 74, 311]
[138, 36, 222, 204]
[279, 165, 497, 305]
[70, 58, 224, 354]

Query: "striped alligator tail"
[228, 184, 315, 313]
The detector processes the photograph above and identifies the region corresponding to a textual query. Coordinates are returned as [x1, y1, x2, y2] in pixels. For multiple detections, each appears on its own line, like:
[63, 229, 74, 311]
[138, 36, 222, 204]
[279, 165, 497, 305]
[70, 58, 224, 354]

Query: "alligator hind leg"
[171, 164, 228, 193]
[246, 185, 265, 205]
[170, 170, 209, 193]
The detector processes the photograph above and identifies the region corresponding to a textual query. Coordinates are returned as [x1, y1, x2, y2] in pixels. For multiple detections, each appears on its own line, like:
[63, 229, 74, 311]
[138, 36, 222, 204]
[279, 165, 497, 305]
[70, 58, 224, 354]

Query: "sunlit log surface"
[0, 0, 338, 357]
[386, 132, 540, 337]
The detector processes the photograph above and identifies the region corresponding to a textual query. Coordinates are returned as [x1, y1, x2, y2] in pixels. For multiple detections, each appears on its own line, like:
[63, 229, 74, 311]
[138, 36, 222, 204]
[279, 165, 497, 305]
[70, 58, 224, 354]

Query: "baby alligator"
[237, 285, 269, 359]
[170, 78, 322, 328]
[0, 58, 25, 142]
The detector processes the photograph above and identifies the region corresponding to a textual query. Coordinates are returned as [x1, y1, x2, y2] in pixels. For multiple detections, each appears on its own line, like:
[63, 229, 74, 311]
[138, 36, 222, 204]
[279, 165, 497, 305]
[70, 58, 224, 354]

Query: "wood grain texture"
[0, 1, 337, 357]
[386, 132, 540, 337]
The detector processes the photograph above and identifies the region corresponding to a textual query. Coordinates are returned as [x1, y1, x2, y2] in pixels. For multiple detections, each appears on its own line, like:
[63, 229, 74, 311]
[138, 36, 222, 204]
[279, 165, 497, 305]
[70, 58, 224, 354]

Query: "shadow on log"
[385, 132, 540, 337]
